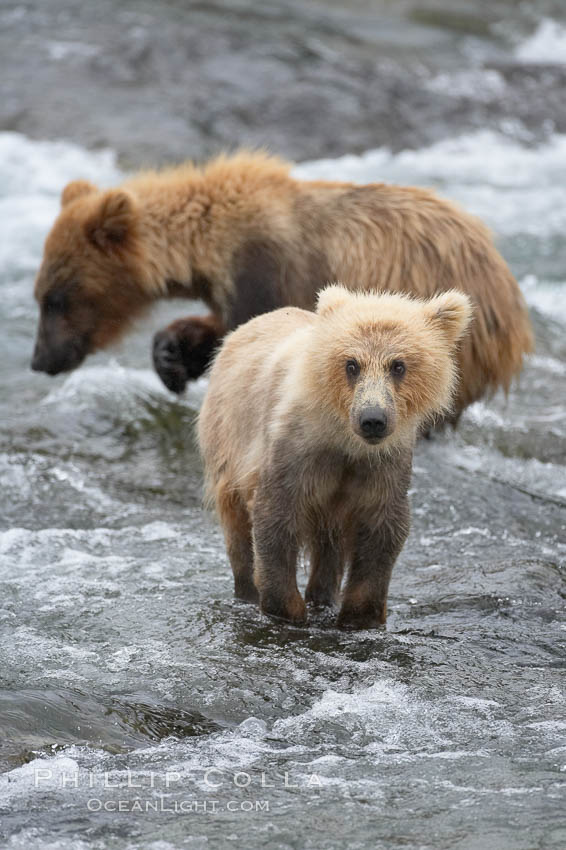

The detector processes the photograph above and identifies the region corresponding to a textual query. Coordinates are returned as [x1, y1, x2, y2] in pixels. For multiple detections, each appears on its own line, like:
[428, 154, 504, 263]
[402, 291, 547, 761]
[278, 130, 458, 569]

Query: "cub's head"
[31, 180, 151, 376]
[312, 285, 473, 449]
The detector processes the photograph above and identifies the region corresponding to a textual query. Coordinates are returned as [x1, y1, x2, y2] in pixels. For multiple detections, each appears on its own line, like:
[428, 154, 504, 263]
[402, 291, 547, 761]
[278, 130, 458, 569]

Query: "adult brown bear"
[31, 151, 533, 422]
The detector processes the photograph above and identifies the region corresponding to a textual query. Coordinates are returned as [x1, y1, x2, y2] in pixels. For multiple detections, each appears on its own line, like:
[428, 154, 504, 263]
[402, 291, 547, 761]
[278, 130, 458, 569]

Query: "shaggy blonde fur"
[198, 286, 472, 628]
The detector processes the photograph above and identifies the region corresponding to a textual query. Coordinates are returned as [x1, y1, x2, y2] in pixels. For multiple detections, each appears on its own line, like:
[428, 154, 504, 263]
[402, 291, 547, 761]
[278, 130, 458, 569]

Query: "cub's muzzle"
[356, 404, 394, 444]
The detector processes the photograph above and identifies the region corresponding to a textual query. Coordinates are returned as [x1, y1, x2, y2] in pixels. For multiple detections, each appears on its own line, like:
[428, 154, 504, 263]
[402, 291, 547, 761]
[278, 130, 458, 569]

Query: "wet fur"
[33, 152, 532, 421]
[198, 287, 472, 628]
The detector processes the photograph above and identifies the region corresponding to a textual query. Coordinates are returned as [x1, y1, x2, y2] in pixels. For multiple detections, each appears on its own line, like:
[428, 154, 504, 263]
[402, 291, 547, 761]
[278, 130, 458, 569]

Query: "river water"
[1, 65, 565, 850]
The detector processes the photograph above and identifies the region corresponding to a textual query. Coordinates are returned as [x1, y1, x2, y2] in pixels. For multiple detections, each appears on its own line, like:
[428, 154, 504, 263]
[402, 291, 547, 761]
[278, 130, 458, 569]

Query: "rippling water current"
[0, 129, 565, 849]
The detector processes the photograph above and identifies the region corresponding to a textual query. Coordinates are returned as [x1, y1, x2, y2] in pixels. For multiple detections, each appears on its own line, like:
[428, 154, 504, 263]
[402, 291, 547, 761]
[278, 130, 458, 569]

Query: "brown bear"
[31, 151, 532, 423]
[198, 286, 472, 629]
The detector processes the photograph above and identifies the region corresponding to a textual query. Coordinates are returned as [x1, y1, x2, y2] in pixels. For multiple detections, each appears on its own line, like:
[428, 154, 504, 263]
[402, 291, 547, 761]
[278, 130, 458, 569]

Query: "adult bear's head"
[31, 180, 152, 375]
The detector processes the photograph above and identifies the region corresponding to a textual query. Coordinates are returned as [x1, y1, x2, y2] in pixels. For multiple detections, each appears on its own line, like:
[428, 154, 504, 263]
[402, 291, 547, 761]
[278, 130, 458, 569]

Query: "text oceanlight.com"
[87, 799, 271, 813]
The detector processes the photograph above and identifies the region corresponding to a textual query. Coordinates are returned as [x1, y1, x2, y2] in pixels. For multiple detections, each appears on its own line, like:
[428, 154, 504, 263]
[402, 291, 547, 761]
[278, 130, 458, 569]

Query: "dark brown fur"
[152, 314, 224, 393]
[249, 445, 412, 628]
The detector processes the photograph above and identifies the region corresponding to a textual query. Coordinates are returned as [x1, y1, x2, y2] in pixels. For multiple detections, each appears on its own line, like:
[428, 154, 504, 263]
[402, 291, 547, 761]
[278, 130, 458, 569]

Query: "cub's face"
[31, 181, 148, 376]
[313, 285, 473, 448]
[343, 348, 406, 444]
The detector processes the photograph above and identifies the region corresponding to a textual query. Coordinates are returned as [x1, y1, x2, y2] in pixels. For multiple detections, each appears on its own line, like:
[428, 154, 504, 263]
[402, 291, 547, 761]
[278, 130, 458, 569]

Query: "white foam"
[426, 68, 506, 101]
[0, 132, 121, 289]
[272, 679, 514, 764]
[521, 274, 566, 323]
[0, 451, 123, 516]
[516, 19, 566, 63]
[528, 354, 566, 376]
[0, 132, 119, 198]
[1, 472, 113, 537]
[0, 521, 181, 565]
[140, 521, 179, 542]
[279, 680, 412, 723]
[41, 362, 171, 408]
[46, 40, 100, 62]
[4, 832, 92, 850]
[295, 130, 566, 237]
[0, 755, 80, 799]
[447, 444, 566, 503]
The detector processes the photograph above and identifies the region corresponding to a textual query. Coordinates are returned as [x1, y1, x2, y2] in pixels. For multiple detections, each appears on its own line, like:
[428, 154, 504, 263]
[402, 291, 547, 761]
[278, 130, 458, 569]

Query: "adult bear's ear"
[85, 190, 137, 251]
[425, 291, 473, 346]
[61, 179, 97, 206]
[316, 284, 351, 316]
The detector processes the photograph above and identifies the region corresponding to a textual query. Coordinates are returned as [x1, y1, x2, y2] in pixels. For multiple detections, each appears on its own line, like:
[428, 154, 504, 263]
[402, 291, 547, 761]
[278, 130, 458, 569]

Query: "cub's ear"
[61, 180, 97, 207]
[425, 291, 473, 345]
[316, 284, 351, 316]
[85, 190, 136, 251]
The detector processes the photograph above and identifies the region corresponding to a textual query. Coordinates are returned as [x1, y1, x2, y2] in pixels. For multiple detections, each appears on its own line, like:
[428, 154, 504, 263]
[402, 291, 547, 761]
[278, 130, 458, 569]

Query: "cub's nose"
[359, 407, 388, 440]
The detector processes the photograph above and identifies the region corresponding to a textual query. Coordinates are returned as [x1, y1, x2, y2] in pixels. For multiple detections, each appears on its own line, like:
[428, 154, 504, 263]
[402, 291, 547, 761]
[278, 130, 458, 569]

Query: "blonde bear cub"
[198, 285, 472, 629]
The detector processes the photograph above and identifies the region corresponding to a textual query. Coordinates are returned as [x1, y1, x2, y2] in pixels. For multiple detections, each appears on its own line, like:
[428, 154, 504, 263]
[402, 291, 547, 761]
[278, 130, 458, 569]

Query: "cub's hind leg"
[217, 489, 258, 604]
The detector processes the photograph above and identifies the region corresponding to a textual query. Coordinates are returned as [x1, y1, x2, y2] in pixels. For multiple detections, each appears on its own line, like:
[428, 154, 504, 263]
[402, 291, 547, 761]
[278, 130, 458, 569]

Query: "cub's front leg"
[338, 498, 410, 630]
[252, 476, 306, 626]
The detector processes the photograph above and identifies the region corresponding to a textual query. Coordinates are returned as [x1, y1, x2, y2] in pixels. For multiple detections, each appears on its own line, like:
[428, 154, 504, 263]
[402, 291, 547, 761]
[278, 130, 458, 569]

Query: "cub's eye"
[44, 290, 68, 314]
[346, 359, 360, 378]
[391, 359, 406, 378]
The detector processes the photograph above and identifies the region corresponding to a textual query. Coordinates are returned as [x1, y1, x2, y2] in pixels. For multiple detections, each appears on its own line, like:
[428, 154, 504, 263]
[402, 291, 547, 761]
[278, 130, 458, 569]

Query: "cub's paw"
[234, 579, 260, 605]
[337, 605, 386, 631]
[305, 587, 338, 609]
[152, 329, 188, 394]
[260, 593, 308, 627]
